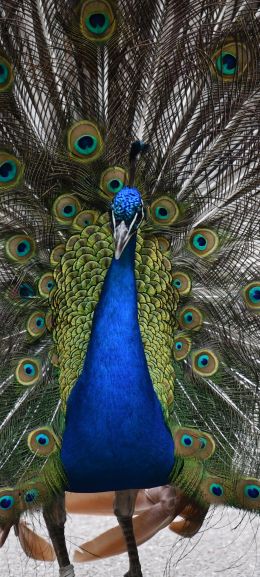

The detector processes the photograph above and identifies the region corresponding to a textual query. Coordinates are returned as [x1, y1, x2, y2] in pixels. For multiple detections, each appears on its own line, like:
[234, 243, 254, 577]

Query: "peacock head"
[111, 187, 144, 259]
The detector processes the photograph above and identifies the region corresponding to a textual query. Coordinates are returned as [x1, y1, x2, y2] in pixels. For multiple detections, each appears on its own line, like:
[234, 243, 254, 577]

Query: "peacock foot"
[59, 564, 75, 577]
[124, 566, 143, 577]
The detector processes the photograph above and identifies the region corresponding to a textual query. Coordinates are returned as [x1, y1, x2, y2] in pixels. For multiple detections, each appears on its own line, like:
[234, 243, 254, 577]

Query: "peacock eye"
[0, 152, 23, 190]
[24, 488, 39, 504]
[181, 434, 193, 447]
[0, 495, 14, 510]
[100, 167, 128, 198]
[50, 244, 66, 267]
[5, 235, 36, 263]
[179, 306, 203, 331]
[192, 349, 219, 376]
[80, 0, 116, 41]
[210, 483, 224, 497]
[188, 228, 219, 257]
[242, 282, 260, 311]
[72, 209, 99, 231]
[236, 478, 260, 509]
[26, 311, 46, 339]
[38, 272, 56, 298]
[15, 358, 42, 386]
[67, 121, 103, 163]
[0, 56, 14, 91]
[52, 194, 81, 225]
[173, 334, 191, 360]
[149, 196, 179, 226]
[27, 427, 59, 456]
[212, 41, 250, 81]
[172, 272, 191, 296]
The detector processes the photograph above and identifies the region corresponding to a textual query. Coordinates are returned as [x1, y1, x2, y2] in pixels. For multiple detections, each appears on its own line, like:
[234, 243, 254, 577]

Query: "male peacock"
[0, 1, 259, 576]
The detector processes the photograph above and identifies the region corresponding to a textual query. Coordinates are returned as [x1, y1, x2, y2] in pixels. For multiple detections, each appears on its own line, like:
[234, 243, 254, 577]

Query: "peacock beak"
[114, 220, 132, 260]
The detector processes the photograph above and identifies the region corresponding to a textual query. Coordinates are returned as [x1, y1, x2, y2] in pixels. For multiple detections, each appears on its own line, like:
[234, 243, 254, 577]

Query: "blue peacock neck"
[61, 233, 174, 492]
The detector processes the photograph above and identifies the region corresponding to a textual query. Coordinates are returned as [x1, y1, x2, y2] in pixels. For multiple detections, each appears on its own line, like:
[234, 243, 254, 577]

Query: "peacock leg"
[43, 493, 75, 577]
[114, 489, 142, 577]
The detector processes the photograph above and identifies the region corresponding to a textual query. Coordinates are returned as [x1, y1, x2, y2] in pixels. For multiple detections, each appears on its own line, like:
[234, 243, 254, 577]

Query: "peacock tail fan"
[0, 0, 259, 531]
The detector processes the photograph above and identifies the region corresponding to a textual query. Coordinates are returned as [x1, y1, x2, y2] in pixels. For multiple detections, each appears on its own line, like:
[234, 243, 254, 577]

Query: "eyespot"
[156, 236, 170, 253]
[236, 479, 260, 509]
[72, 209, 99, 231]
[173, 334, 191, 360]
[15, 358, 42, 386]
[38, 272, 56, 298]
[242, 282, 260, 311]
[179, 306, 203, 331]
[5, 235, 36, 263]
[52, 194, 81, 225]
[50, 244, 66, 267]
[0, 494, 15, 511]
[212, 41, 250, 81]
[188, 228, 219, 257]
[27, 427, 59, 456]
[175, 428, 215, 459]
[100, 167, 128, 198]
[24, 488, 39, 505]
[192, 349, 219, 376]
[181, 434, 193, 447]
[210, 483, 224, 497]
[0, 152, 23, 190]
[149, 196, 179, 226]
[172, 272, 191, 296]
[0, 56, 14, 91]
[26, 311, 46, 339]
[80, 0, 116, 42]
[67, 121, 103, 163]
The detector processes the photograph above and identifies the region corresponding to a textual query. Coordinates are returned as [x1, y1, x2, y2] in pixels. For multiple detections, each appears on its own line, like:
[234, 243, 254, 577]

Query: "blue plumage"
[61, 234, 174, 492]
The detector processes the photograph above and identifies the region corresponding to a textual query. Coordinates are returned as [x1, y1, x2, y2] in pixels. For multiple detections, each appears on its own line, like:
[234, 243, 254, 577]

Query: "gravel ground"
[0, 508, 259, 577]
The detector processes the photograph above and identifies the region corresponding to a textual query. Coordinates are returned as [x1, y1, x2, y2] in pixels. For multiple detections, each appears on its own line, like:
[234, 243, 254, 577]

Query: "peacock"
[0, 0, 259, 576]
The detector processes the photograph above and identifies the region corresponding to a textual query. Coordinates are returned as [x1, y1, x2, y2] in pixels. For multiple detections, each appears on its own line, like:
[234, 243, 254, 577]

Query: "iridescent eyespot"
[236, 478, 260, 509]
[175, 428, 215, 459]
[68, 121, 103, 163]
[192, 349, 219, 376]
[27, 427, 59, 456]
[0, 495, 14, 511]
[5, 235, 36, 264]
[80, 0, 116, 42]
[242, 282, 260, 311]
[210, 483, 224, 497]
[38, 272, 56, 298]
[24, 488, 39, 504]
[212, 41, 250, 81]
[26, 311, 46, 339]
[173, 334, 191, 361]
[52, 194, 81, 225]
[72, 210, 99, 231]
[181, 434, 193, 447]
[100, 167, 128, 198]
[150, 196, 179, 226]
[15, 358, 42, 386]
[172, 272, 191, 296]
[0, 56, 14, 91]
[50, 244, 66, 267]
[0, 152, 23, 190]
[179, 306, 203, 331]
[188, 228, 219, 257]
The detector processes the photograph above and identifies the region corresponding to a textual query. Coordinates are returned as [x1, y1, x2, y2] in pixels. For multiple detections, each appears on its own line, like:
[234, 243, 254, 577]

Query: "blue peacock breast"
[61, 239, 175, 492]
